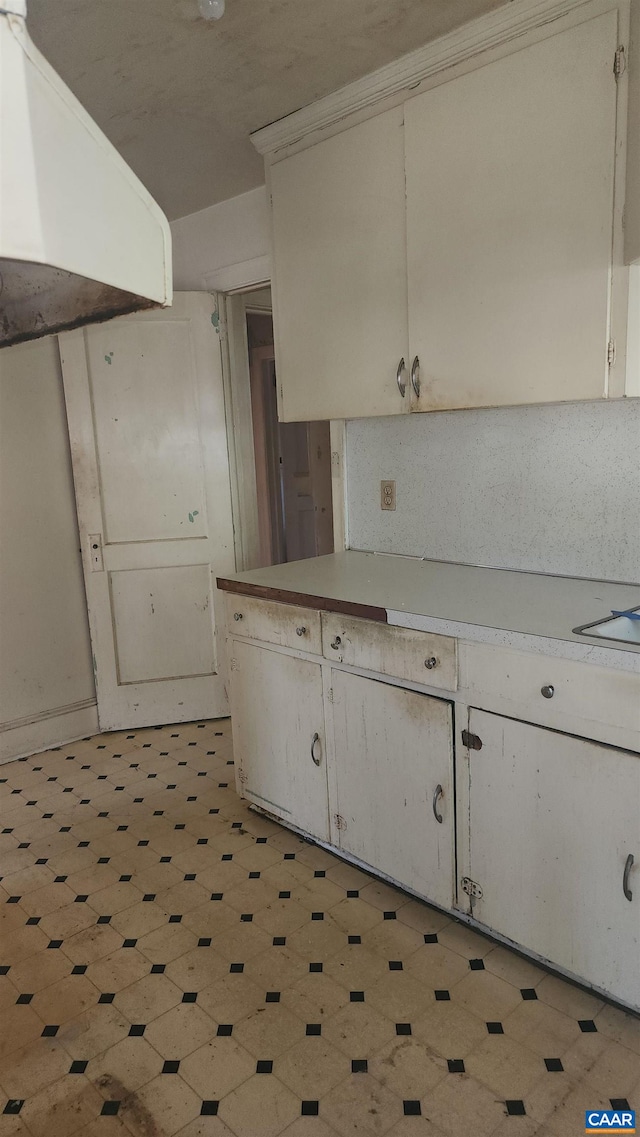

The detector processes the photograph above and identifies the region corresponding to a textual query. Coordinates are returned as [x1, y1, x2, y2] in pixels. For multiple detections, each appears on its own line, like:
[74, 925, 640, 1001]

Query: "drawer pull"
[541, 684, 554, 699]
[331, 636, 342, 650]
[233, 612, 243, 622]
[296, 626, 307, 637]
[432, 784, 443, 824]
[311, 733, 322, 766]
[623, 853, 634, 901]
[424, 657, 438, 670]
[396, 358, 407, 397]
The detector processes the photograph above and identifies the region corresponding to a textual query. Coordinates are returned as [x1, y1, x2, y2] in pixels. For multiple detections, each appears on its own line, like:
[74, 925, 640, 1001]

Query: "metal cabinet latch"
[461, 877, 483, 900]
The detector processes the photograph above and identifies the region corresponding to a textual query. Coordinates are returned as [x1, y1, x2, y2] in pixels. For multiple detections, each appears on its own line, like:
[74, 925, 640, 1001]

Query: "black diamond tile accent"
[352, 1060, 368, 1073]
[579, 1020, 598, 1032]
[396, 1023, 412, 1035]
[169, 915, 182, 924]
[197, 838, 208, 845]
[309, 963, 323, 973]
[221, 854, 232, 861]
[279, 891, 291, 899]
[201, 1102, 219, 1116]
[347, 890, 359, 898]
[70, 1060, 88, 1073]
[143, 894, 156, 902]
[240, 914, 253, 923]
[314, 870, 326, 878]
[435, 990, 450, 1001]
[182, 992, 197, 1003]
[54, 876, 67, 883]
[306, 1024, 321, 1036]
[256, 1060, 273, 1073]
[7, 897, 20, 904]
[75, 895, 89, 904]
[404, 1101, 421, 1116]
[0, 967, 9, 975]
[36, 858, 47, 865]
[389, 961, 403, 971]
[348, 935, 362, 945]
[506, 1101, 526, 1116]
[120, 875, 132, 882]
[383, 911, 397, 920]
[101, 1101, 120, 1116]
[265, 992, 280, 1003]
[217, 1024, 233, 1037]
[230, 963, 244, 974]
[521, 988, 537, 1000]
[26, 917, 40, 926]
[72, 965, 87, 975]
[283, 851, 294, 858]
[273, 937, 286, 947]
[123, 939, 137, 948]
[3, 1101, 24, 1115]
[469, 958, 485, 971]
[545, 1058, 564, 1072]
[98, 857, 110, 864]
[611, 1100, 631, 1110]
[160, 856, 172, 864]
[99, 993, 115, 1004]
[301, 1102, 319, 1116]
[211, 893, 223, 901]
[97, 916, 112, 925]
[184, 874, 197, 882]
[151, 964, 166, 974]
[198, 938, 212, 948]
[42, 1025, 59, 1037]
[487, 1022, 504, 1034]
[48, 940, 62, 949]
[16, 993, 33, 1004]
[138, 840, 149, 847]
[129, 1025, 146, 1037]
[162, 1061, 180, 1073]
[311, 912, 324, 921]
[350, 991, 364, 1002]
[448, 1059, 465, 1073]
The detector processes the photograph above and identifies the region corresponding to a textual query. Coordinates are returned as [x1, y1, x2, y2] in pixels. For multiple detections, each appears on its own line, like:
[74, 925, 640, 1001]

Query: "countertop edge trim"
[215, 577, 388, 623]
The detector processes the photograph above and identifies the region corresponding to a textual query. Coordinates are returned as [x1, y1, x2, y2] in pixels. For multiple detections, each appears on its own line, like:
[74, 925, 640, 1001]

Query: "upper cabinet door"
[270, 107, 409, 422]
[406, 12, 619, 412]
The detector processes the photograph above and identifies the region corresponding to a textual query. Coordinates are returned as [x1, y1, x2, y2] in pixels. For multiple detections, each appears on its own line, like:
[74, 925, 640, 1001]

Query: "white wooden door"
[60, 293, 235, 732]
[270, 106, 409, 422]
[464, 710, 640, 1008]
[330, 670, 454, 908]
[405, 11, 618, 411]
[229, 641, 329, 841]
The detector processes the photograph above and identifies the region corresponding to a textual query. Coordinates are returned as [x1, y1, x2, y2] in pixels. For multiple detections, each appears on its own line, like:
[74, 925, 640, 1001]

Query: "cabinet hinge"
[607, 340, 616, 367]
[334, 813, 346, 830]
[461, 730, 483, 751]
[327, 687, 334, 704]
[614, 46, 626, 80]
[461, 876, 483, 900]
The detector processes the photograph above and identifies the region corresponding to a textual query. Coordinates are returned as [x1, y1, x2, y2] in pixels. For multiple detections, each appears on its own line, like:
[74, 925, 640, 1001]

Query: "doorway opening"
[223, 285, 334, 570]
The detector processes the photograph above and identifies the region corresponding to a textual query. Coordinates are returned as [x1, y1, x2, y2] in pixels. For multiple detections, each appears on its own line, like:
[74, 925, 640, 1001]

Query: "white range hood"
[0, 0, 172, 347]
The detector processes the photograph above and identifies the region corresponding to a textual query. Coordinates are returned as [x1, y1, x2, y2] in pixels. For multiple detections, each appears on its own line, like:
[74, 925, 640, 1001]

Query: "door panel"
[270, 106, 409, 422]
[61, 293, 235, 731]
[406, 12, 618, 410]
[229, 641, 329, 841]
[331, 669, 454, 907]
[466, 709, 640, 1007]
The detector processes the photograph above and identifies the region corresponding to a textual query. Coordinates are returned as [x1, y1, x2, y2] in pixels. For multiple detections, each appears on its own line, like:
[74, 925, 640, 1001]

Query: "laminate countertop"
[217, 551, 640, 672]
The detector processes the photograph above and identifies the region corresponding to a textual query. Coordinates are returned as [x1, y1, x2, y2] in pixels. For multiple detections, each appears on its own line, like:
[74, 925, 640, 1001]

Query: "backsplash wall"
[346, 400, 640, 583]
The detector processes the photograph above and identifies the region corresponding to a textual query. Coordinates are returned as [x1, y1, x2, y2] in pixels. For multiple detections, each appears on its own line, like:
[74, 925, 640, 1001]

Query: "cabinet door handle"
[396, 358, 407, 397]
[432, 784, 444, 824]
[296, 626, 306, 637]
[541, 685, 554, 699]
[424, 657, 438, 670]
[233, 612, 243, 622]
[311, 733, 322, 766]
[410, 355, 421, 398]
[623, 853, 634, 901]
[330, 636, 342, 650]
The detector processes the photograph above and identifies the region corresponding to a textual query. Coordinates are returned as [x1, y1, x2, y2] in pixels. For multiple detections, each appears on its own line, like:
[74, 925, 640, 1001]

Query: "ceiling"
[27, 0, 502, 221]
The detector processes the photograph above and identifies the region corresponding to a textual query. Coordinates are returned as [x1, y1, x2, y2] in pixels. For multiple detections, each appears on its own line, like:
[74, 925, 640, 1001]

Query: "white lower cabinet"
[330, 669, 454, 909]
[463, 709, 640, 1007]
[228, 641, 329, 841]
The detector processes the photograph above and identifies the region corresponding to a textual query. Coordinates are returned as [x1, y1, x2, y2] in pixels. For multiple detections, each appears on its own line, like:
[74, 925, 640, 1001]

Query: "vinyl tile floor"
[0, 718, 638, 1137]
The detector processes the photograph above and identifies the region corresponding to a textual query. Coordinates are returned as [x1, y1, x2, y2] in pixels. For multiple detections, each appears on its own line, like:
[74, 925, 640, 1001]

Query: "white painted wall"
[0, 337, 97, 762]
[346, 400, 640, 584]
[171, 186, 270, 291]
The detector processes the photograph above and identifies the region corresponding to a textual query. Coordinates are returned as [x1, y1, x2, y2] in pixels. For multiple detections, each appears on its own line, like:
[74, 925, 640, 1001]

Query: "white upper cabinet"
[269, 107, 409, 422]
[405, 12, 619, 411]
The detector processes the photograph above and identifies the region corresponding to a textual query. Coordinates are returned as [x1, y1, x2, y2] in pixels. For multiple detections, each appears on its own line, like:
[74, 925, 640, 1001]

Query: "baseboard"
[0, 699, 99, 765]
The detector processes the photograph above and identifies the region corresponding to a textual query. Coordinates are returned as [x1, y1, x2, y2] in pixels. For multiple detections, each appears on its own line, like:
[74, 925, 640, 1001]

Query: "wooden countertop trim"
[216, 577, 388, 623]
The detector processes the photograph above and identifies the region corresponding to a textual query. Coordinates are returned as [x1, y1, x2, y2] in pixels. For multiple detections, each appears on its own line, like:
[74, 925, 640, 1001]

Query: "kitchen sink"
[573, 607, 640, 645]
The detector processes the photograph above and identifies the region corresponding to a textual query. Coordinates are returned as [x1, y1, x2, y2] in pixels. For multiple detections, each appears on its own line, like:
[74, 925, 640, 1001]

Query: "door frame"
[218, 281, 348, 572]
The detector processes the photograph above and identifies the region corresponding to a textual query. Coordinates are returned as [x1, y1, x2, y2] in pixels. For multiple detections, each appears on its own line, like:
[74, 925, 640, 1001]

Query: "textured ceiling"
[27, 0, 502, 220]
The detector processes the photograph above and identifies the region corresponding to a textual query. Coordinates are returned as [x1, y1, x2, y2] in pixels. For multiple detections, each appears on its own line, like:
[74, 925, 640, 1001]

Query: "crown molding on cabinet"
[250, 0, 602, 155]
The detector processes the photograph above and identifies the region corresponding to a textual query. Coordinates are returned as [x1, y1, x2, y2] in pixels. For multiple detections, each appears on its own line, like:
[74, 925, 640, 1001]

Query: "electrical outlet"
[381, 480, 396, 510]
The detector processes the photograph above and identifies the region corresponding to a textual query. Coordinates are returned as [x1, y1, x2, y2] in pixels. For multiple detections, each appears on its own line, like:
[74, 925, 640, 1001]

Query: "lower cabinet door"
[229, 641, 329, 841]
[465, 709, 640, 1008]
[330, 669, 454, 908]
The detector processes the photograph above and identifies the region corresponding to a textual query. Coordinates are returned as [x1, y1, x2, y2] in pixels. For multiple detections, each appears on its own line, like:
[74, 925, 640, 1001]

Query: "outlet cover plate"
[381, 480, 396, 510]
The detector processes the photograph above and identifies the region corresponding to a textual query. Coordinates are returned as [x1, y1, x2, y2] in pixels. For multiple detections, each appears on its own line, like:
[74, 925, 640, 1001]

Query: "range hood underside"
[0, 258, 156, 347]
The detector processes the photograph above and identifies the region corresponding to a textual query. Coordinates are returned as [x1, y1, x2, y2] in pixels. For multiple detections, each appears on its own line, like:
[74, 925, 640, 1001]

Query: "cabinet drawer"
[224, 594, 322, 654]
[461, 642, 640, 744]
[322, 612, 457, 691]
